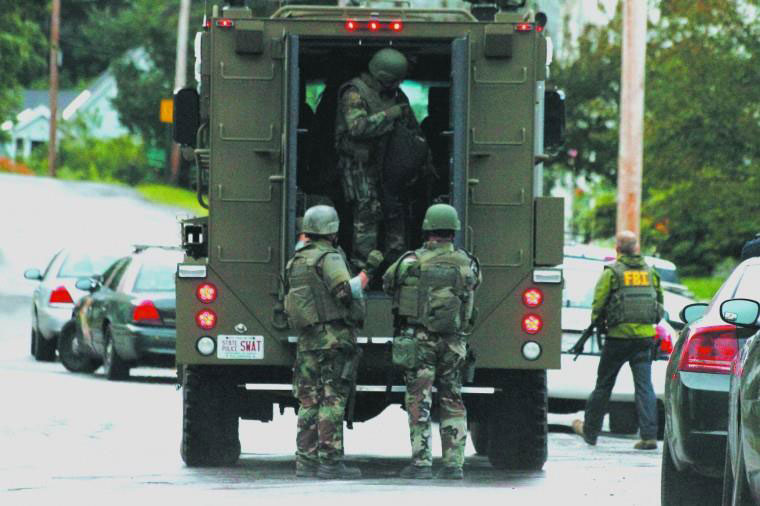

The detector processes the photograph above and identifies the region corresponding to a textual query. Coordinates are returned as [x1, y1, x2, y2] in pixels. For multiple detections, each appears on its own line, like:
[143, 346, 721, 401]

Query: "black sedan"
[661, 257, 760, 505]
[58, 246, 183, 380]
[719, 298, 760, 506]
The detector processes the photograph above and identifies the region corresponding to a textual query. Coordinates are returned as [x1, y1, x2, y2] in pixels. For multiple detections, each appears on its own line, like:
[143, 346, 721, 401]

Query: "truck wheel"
[608, 403, 638, 434]
[468, 420, 488, 455]
[102, 326, 130, 381]
[486, 370, 548, 471]
[181, 366, 241, 467]
[32, 315, 56, 362]
[58, 324, 100, 373]
[661, 440, 721, 505]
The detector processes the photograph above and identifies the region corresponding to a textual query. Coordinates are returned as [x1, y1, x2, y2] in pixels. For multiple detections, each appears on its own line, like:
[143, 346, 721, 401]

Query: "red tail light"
[655, 324, 673, 354]
[196, 309, 217, 330]
[345, 19, 358, 32]
[678, 325, 737, 374]
[215, 18, 234, 28]
[368, 20, 380, 32]
[522, 314, 543, 334]
[49, 285, 74, 304]
[132, 300, 162, 325]
[516, 22, 534, 32]
[522, 288, 543, 308]
[196, 283, 218, 304]
[390, 20, 403, 32]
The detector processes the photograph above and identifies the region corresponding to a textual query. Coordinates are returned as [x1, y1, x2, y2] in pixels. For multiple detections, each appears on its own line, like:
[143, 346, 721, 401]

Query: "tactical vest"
[393, 246, 477, 334]
[605, 262, 660, 327]
[284, 245, 351, 330]
[334, 75, 395, 162]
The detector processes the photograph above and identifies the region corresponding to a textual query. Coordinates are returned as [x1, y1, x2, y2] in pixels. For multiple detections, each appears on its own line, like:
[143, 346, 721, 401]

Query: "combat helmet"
[422, 204, 461, 231]
[302, 205, 340, 235]
[368, 48, 408, 84]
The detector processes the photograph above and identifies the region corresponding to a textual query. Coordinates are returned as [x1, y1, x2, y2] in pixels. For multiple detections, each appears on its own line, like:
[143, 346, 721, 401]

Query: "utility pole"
[170, 0, 192, 184]
[48, 0, 60, 177]
[616, 0, 647, 240]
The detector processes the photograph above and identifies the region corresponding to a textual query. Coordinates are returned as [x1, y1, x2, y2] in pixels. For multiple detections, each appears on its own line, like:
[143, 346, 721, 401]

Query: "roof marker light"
[345, 19, 358, 32]
[215, 18, 234, 28]
[368, 20, 380, 32]
[390, 20, 403, 32]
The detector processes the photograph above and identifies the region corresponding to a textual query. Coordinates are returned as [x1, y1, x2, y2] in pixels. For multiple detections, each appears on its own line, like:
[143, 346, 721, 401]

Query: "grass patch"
[682, 277, 725, 302]
[136, 183, 207, 216]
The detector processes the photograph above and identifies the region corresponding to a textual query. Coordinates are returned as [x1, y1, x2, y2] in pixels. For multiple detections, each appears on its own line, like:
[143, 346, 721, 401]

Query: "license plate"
[217, 335, 264, 360]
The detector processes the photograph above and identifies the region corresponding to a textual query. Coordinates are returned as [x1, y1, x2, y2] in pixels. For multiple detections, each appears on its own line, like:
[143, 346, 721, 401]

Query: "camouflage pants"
[340, 159, 405, 269]
[403, 328, 467, 468]
[293, 349, 353, 464]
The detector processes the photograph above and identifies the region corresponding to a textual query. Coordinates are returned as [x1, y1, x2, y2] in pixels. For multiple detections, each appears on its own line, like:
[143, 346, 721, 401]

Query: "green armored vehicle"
[173, 0, 565, 471]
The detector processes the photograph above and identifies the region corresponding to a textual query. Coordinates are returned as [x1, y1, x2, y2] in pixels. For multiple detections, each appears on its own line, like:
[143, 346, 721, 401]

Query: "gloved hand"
[385, 104, 408, 120]
[365, 249, 384, 276]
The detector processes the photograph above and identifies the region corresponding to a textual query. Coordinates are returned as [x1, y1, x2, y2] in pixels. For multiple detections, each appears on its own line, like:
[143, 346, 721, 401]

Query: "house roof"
[21, 90, 79, 112]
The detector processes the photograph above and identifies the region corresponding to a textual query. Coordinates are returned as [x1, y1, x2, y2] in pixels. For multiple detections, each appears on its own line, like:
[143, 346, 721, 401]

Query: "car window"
[104, 259, 130, 290]
[706, 263, 747, 312]
[562, 259, 605, 308]
[733, 264, 760, 299]
[42, 250, 63, 279]
[655, 267, 680, 284]
[58, 252, 121, 279]
[132, 256, 178, 293]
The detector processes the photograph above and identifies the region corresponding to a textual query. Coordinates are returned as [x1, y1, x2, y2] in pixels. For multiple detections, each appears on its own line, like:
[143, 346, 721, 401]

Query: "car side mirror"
[24, 268, 43, 281]
[680, 302, 709, 324]
[75, 277, 99, 292]
[720, 299, 760, 327]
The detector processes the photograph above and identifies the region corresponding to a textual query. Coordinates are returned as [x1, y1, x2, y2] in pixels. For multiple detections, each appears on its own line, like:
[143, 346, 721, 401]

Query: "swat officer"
[285, 205, 383, 479]
[572, 231, 664, 450]
[335, 47, 426, 270]
[382, 204, 481, 480]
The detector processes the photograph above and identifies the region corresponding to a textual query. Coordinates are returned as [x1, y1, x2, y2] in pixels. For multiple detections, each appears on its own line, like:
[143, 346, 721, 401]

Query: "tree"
[551, 0, 760, 274]
[0, 0, 47, 136]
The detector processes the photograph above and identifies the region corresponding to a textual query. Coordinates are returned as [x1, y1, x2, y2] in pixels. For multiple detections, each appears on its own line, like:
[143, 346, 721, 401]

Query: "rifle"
[568, 314, 606, 361]
[341, 347, 363, 429]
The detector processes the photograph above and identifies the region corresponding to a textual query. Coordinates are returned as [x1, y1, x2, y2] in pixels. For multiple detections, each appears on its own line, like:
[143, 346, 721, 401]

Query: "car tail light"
[655, 324, 673, 354]
[677, 325, 738, 374]
[132, 300, 162, 325]
[522, 314, 543, 334]
[49, 285, 74, 304]
[196, 309, 217, 330]
[196, 283, 217, 304]
[522, 288, 543, 308]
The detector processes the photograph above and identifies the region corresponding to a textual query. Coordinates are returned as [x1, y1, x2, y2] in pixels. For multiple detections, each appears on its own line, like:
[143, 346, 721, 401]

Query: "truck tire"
[59, 325, 101, 373]
[608, 403, 638, 434]
[486, 369, 548, 471]
[181, 366, 241, 467]
[661, 441, 721, 505]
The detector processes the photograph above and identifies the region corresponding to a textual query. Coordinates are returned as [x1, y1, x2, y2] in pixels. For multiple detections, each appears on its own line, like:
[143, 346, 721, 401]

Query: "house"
[1, 69, 129, 160]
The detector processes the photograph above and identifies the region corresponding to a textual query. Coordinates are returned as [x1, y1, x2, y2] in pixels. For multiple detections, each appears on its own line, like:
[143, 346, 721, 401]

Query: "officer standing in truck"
[285, 205, 382, 479]
[572, 230, 664, 450]
[382, 203, 481, 479]
[335, 47, 424, 271]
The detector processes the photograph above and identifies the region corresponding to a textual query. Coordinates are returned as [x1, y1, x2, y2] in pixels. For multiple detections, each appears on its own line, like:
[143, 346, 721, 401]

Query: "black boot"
[399, 464, 433, 479]
[316, 461, 362, 480]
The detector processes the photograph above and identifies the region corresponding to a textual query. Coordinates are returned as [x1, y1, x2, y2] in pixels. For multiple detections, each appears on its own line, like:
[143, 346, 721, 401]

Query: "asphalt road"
[0, 174, 664, 505]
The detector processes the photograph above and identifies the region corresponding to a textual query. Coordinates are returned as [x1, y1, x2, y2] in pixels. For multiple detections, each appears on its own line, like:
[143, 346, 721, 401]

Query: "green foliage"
[682, 276, 725, 303]
[0, 0, 47, 133]
[552, 0, 760, 274]
[136, 183, 207, 217]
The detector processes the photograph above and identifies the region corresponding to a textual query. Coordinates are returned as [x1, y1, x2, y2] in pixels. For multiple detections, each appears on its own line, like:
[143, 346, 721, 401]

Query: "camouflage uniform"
[335, 72, 423, 269]
[285, 238, 362, 471]
[383, 239, 481, 471]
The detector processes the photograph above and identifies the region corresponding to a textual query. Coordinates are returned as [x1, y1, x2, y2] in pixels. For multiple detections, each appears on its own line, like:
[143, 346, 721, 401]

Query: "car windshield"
[562, 258, 605, 308]
[132, 253, 181, 292]
[58, 252, 120, 278]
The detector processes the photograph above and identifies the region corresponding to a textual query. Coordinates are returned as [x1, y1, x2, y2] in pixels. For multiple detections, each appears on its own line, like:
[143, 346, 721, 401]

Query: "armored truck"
[172, 0, 565, 471]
